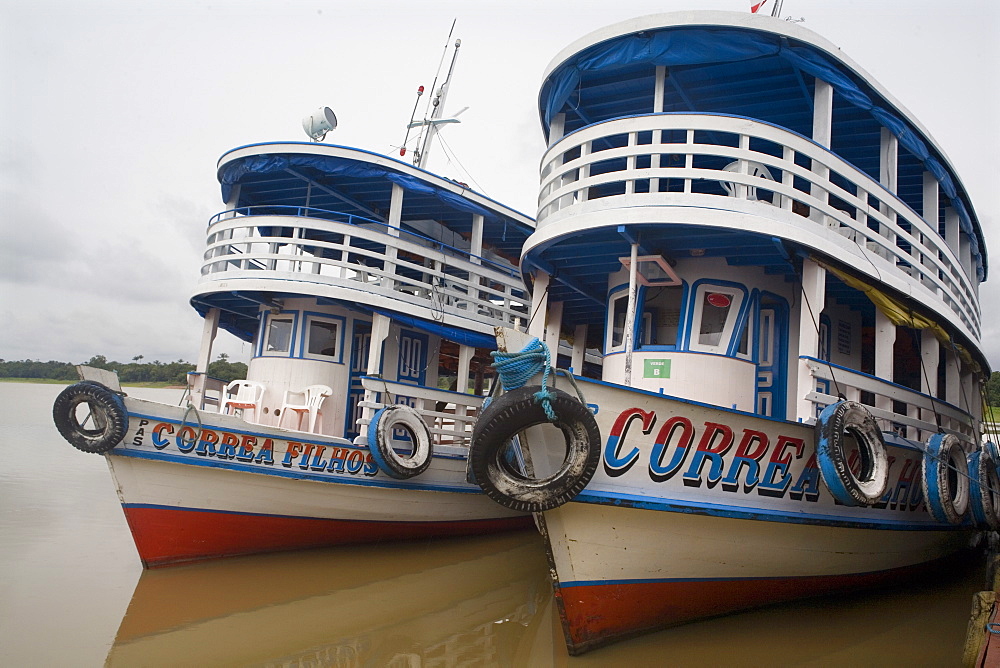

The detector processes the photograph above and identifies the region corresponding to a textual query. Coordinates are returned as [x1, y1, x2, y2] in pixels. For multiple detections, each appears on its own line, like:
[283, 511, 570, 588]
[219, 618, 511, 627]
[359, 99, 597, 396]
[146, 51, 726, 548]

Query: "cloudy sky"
[2, 0, 998, 368]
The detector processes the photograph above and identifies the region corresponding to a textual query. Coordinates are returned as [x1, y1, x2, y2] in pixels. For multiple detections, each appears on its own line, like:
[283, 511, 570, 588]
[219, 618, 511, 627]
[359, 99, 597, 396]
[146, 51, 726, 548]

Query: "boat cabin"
[185, 142, 534, 442]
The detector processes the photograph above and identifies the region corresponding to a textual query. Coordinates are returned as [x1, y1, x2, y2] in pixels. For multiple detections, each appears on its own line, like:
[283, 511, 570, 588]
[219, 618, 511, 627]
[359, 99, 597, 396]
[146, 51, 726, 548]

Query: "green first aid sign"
[643, 359, 671, 379]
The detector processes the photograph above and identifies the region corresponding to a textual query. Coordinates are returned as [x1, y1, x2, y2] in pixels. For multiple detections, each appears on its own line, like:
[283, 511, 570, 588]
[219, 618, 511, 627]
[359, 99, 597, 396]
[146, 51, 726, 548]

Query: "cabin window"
[688, 283, 746, 354]
[303, 315, 344, 362]
[263, 315, 294, 356]
[699, 293, 733, 346]
[607, 291, 630, 350]
[640, 285, 683, 348]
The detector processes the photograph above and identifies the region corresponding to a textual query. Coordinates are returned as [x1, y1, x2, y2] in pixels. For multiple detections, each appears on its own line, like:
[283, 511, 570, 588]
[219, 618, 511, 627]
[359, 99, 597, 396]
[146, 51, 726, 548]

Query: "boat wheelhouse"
[54, 130, 538, 565]
[468, 10, 995, 654]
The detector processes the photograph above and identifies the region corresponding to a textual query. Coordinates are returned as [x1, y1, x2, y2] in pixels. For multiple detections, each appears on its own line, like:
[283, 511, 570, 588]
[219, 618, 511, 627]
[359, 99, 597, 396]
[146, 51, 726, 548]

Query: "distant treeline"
[0, 354, 247, 385]
[989, 372, 1000, 407]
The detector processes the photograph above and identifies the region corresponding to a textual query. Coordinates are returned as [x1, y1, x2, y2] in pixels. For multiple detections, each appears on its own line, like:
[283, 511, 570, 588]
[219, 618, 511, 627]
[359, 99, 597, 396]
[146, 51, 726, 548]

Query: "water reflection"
[107, 531, 559, 667]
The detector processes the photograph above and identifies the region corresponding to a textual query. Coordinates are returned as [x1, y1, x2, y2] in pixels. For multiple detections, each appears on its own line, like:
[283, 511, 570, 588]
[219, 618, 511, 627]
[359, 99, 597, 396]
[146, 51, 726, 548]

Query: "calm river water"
[0, 382, 987, 666]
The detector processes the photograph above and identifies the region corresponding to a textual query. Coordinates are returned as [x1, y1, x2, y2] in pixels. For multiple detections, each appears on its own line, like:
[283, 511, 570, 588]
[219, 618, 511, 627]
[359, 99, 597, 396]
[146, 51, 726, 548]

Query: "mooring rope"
[491, 337, 557, 421]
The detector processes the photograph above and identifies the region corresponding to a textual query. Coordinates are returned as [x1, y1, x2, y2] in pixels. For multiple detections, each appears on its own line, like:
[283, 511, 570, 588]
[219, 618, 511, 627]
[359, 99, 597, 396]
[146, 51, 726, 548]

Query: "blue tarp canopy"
[217, 145, 533, 263]
[539, 26, 986, 281]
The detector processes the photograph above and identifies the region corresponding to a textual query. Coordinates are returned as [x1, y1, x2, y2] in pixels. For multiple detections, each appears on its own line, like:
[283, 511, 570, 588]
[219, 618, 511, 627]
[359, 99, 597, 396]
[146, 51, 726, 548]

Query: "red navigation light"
[400, 148, 406, 156]
[417, 85, 425, 94]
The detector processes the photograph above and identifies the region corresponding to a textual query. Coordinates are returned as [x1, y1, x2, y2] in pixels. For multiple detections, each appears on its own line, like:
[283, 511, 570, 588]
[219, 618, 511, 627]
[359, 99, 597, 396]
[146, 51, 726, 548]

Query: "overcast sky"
[2, 0, 998, 369]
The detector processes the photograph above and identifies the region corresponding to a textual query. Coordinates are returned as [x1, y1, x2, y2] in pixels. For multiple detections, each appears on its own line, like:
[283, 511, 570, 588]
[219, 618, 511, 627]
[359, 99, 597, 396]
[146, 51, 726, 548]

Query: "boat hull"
[108, 397, 529, 567]
[523, 378, 977, 653]
[540, 501, 972, 653]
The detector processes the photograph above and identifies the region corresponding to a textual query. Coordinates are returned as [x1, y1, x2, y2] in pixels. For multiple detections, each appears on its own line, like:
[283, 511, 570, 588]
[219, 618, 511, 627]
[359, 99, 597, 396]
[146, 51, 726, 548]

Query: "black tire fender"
[52, 382, 129, 454]
[815, 400, 888, 506]
[470, 385, 600, 513]
[366, 405, 433, 479]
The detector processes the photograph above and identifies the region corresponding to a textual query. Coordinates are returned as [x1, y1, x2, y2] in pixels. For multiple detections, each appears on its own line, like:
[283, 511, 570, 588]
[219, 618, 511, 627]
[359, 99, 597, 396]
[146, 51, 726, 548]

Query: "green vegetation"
[988, 372, 1000, 408]
[0, 353, 247, 386]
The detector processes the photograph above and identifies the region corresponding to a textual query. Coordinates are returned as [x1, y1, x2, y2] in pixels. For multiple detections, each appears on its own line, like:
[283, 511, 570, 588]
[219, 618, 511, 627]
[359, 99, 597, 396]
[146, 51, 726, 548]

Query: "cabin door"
[755, 293, 788, 420]
[344, 320, 371, 440]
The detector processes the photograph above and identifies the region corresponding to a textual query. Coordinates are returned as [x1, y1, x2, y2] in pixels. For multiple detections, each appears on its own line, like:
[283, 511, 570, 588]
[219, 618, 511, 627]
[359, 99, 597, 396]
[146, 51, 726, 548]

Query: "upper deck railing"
[537, 113, 980, 340]
[199, 206, 530, 331]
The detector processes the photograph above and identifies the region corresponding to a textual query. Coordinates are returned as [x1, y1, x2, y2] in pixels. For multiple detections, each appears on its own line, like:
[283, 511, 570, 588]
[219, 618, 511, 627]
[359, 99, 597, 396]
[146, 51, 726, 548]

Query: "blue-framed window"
[637, 282, 686, 349]
[259, 312, 298, 357]
[685, 280, 749, 355]
[300, 313, 346, 363]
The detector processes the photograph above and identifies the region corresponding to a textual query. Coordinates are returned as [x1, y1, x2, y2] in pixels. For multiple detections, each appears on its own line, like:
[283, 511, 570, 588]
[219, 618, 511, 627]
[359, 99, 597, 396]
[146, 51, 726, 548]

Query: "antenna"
[407, 20, 463, 169]
[771, 0, 784, 17]
[302, 107, 338, 142]
[398, 85, 425, 157]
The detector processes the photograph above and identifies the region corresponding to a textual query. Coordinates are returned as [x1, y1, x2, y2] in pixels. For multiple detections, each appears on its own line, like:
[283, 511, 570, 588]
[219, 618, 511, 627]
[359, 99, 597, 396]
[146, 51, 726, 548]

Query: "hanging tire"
[52, 382, 128, 454]
[367, 405, 433, 479]
[921, 433, 970, 525]
[470, 385, 600, 513]
[815, 400, 889, 506]
[985, 441, 1000, 477]
[968, 450, 1000, 530]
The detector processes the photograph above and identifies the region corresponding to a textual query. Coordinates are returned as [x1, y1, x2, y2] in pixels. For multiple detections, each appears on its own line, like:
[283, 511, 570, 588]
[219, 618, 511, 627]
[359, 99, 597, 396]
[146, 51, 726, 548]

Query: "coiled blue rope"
[491, 337, 557, 421]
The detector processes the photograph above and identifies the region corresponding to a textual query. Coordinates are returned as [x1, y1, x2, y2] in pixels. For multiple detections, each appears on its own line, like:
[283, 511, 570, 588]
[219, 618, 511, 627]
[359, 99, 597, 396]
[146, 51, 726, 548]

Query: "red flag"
[751, 0, 767, 12]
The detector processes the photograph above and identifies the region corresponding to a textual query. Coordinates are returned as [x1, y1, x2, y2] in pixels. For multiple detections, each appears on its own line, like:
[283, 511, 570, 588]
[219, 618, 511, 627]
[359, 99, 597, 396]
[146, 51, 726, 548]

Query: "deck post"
[528, 270, 550, 340]
[879, 128, 899, 248]
[796, 258, 826, 420]
[545, 300, 563, 367]
[623, 243, 639, 386]
[874, 309, 896, 418]
[196, 307, 220, 374]
[384, 183, 404, 291]
[944, 207, 960, 256]
[360, 313, 392, 427]
[920, 332, 940, 438]
[810, 78, 833, 227]
[571, 324, 588, 374]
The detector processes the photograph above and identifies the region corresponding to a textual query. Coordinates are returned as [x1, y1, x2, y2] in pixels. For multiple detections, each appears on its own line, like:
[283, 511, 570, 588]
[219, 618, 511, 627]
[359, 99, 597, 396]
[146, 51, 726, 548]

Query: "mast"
[410, 21, 462, 170]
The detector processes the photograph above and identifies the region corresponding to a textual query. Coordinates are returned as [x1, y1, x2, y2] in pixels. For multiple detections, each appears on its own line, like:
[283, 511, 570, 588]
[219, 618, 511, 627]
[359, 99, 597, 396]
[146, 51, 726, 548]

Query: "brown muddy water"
[0, 383, 987, 666]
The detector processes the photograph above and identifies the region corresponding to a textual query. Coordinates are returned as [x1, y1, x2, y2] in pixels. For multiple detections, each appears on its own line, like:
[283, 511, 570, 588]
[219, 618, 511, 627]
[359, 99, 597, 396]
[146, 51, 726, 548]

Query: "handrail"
[537, 113, 980, 341]
[208, 205, 516, 276]
[800, 355, 975, 441]
[199, 211, 530, 330]
[357, 376, 486, 447]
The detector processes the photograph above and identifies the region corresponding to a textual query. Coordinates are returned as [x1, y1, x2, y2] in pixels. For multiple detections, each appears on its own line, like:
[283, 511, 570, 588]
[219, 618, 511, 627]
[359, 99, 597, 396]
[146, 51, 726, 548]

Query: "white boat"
[52, 36, 536, 567]
[466, 10, 998, 654]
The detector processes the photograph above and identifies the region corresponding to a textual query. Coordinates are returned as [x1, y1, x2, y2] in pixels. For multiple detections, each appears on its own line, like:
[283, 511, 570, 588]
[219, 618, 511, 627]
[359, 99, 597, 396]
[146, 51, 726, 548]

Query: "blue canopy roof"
[538, 23, 986, 281]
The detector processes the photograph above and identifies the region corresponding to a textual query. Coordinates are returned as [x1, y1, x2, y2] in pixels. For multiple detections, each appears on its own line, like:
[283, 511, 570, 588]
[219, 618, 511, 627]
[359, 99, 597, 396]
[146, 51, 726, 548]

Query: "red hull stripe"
[557, 562, 941, 653]
[121, 505, 531, 567]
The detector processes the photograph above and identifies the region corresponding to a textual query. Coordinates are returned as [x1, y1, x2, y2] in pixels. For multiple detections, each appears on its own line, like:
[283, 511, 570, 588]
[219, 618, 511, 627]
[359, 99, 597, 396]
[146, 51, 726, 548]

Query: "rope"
[491, 337, 557, 421]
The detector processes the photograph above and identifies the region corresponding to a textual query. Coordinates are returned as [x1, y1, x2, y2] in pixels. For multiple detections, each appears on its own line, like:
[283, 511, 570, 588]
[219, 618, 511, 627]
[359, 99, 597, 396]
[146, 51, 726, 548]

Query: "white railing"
[801, 356, 976, 444]
[538, 114, 980, 340]
[184, 372, 226, 412]
[357, 377, 485, 448]
[200, 206, 530, 331]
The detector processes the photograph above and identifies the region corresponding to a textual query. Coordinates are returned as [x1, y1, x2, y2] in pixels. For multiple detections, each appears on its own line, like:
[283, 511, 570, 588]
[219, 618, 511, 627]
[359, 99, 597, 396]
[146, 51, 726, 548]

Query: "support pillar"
[874, 309, 896, 417]
[796, 259, 826, 420]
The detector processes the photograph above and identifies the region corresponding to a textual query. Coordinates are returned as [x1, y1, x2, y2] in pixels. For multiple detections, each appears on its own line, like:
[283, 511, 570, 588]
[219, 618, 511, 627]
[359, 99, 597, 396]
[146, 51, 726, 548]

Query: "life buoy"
[921, 433, 969, 525]
[815, 400, 889, 506]
[366, 405, 433, 479]
[52, 382, 129, 454]
[469, 385, 600, 513]
[968, 450, 1000, 530]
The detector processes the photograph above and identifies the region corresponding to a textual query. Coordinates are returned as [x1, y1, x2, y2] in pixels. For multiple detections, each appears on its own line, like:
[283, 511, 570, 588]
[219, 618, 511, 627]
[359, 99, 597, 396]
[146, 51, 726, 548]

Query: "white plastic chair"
[222, 380, 266, 423]
[721, 160, 775, 201]
[279, 385, 333, 433]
